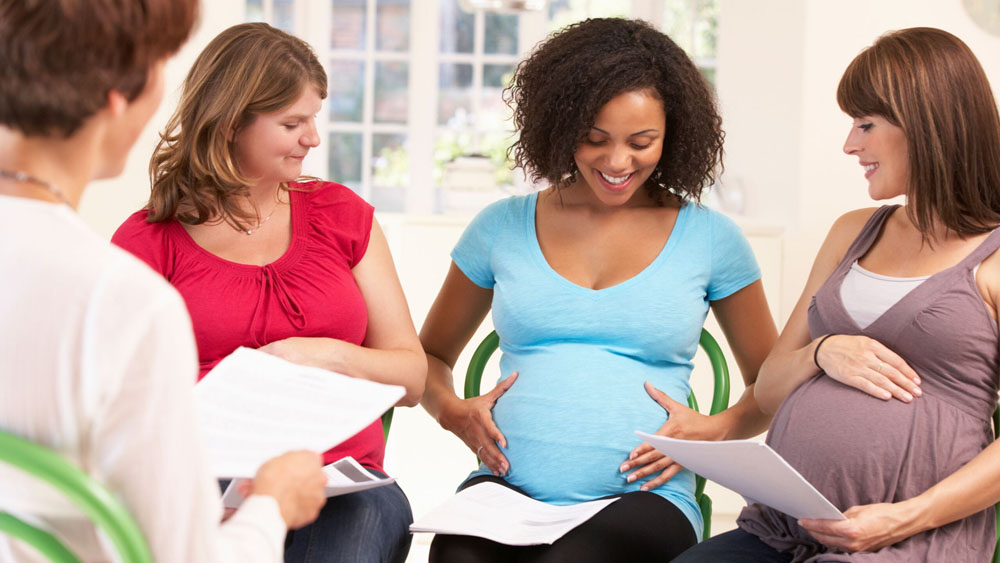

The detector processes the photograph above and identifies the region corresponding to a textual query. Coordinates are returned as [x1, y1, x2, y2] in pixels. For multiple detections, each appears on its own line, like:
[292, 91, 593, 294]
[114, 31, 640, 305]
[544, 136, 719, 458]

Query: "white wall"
[717, 0, 1000, 322]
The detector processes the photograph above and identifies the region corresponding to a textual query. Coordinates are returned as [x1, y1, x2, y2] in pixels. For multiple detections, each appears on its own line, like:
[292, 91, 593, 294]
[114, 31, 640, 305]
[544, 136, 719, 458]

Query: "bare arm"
[755, 208, 919, 414]
[420, 262, 517, 475]
[706, 279, 778, 439]
[260, 219, 426, 406]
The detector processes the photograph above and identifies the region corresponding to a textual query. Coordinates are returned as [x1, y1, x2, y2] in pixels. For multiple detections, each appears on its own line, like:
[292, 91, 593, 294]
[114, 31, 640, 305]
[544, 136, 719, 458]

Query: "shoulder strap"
[836, 205, 900, 268]
[958, 226, 1000, 270]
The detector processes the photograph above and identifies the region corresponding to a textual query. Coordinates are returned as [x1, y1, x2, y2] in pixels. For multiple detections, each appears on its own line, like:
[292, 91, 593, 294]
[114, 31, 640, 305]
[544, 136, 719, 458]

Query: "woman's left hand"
[620, 381, 726, 490]
[799, 502, 918, 553]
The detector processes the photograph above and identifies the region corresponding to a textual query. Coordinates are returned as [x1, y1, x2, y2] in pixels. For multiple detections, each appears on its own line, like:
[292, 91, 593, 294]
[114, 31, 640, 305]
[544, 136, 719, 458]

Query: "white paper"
[222, 456, 395, 509]
[196, 347, 404, 478]
[410, 482, 618, 545]
[635, 431, 846, 521]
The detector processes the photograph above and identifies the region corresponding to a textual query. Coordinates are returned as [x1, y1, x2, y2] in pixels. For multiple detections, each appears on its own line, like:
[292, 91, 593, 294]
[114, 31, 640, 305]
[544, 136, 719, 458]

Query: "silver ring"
[876, 361, 884, 374]
[476, 446, 483, 457]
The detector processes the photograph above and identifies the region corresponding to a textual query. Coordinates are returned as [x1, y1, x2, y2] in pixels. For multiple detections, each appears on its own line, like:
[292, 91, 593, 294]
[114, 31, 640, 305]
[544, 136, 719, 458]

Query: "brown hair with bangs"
[147, 22, 327, 232]
[837, 27, 1000, 238]
[0, 0, 198, 137]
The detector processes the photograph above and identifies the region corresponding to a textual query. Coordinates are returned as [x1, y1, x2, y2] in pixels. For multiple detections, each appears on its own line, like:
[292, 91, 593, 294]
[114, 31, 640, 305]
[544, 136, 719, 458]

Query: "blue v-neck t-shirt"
[451, 192, 761, 537]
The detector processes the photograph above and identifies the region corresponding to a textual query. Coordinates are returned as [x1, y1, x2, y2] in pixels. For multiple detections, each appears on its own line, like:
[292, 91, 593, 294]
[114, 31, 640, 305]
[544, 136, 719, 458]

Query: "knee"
[334, 485, 412, 537]
[429, 534, 495, 563]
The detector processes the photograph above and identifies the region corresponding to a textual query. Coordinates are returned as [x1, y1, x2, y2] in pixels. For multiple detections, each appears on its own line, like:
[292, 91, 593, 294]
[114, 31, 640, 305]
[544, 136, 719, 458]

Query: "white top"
[0, 196, 286, 562]
[840, 260, 930, 329]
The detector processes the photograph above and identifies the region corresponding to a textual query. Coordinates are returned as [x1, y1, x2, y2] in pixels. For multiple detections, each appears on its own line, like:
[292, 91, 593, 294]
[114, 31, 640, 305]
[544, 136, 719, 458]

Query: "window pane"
[588, 0, 629, 18]
[328, 132, 363, 185]
[547, 0, 629, 32]
[331, 0, 366, 50]
[481, 63, 514, 120]
[374, 62, 409, 123]
[484, 13, 518, 55]
[433, 130, 476, 186]
[438, 63, 473, 126]
[663, 0, 693, 53]
[246, 0, 264, 21]
[274, 0, 294, 32]
[693, 0, 718, 59]
[372, 134, 409, 187]
[371, 134, 409, 212]
[479, 130, 515, 187]
[376, 0, 410, 51]
[328, 60, 365, 121]
[440, 0, 474, 53]
[699, 66, 716, 86]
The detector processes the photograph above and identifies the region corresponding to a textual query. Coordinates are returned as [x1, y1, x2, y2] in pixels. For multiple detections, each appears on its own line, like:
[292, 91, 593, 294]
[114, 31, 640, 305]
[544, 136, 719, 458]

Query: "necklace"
[0, 169, 72, 206]
[244, 197, 281, 235]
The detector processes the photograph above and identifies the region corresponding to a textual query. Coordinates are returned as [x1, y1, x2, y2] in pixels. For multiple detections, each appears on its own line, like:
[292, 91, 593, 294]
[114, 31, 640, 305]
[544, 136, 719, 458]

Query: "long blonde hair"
[147, 22, 327, 231]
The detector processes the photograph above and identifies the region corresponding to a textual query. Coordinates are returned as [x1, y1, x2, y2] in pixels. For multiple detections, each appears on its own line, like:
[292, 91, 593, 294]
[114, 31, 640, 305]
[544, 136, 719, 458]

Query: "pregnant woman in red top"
[113, 22, 425, 563]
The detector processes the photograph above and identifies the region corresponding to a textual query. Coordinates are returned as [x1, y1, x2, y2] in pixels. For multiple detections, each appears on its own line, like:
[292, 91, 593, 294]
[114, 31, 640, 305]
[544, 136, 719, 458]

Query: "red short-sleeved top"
[113, 181, 385, 471]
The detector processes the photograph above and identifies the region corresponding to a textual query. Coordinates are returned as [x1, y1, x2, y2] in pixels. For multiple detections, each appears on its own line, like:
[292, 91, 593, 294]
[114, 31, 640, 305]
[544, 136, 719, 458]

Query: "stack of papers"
[222, 456, 395, 508]
[635, 431, 845, 520]
[410, 482, 618, 545]
[196, 347, 404, 478]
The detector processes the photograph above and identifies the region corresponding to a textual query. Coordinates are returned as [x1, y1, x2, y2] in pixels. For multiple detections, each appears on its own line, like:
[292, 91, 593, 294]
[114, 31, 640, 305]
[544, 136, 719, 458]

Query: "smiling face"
[572, 89, 666, 207]
[232, 86, 323, 188]
[843, 115, 909, 200]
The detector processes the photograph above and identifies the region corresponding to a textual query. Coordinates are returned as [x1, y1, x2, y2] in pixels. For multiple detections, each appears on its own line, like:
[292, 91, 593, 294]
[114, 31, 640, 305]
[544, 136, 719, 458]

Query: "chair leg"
[698, 494, 713, 541]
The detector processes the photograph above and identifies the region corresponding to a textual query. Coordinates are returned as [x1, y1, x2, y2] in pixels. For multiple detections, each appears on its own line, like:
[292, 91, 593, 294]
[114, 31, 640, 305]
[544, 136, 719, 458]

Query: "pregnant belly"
[490, 376, 687, 504]
[766, 375, 920, 509]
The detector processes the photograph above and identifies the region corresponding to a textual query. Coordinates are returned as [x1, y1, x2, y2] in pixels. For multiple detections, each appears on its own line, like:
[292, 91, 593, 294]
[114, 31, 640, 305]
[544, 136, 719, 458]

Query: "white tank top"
[840, 261, 930, 329]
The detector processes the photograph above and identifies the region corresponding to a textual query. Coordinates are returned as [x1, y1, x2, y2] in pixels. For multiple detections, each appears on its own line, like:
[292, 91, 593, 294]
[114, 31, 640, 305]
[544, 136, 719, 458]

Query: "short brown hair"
[147, 22, 328, 231]
[506, 18, 724, 204]
[0, 0, 198, 137]
[837, 27, 1000, 237]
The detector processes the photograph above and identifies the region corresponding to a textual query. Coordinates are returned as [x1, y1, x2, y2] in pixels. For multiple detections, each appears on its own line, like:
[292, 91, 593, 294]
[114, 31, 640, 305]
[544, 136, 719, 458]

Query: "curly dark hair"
[506, 18, 723, 204]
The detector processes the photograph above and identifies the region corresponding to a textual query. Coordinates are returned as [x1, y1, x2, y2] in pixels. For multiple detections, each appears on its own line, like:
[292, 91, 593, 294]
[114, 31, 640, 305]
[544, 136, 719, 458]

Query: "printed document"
[635, 431, 846, 520]
[196, 347, 404, 478]
[410, 482, 618, 545]
[222, 456, 395, 508]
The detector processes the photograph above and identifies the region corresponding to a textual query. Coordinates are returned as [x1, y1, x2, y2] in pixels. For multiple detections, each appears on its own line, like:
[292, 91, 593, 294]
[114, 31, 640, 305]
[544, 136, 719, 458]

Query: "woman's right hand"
[438, 372, 518, 476]
[814, 334, 921, 402]
[251, 450, 327, 529]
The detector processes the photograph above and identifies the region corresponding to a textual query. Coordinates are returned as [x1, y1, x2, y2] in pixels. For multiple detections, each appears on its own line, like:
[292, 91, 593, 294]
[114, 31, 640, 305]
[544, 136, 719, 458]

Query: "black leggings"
[429, 475, 698, 563]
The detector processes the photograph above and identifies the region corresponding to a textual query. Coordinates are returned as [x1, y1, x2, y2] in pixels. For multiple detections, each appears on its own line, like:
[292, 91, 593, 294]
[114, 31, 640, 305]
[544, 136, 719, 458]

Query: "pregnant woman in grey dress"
[675, 27, 1000, 563]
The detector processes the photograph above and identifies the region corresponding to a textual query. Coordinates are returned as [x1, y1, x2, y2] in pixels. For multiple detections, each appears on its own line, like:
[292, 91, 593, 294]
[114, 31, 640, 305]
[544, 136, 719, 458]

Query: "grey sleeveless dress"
[738, 205, 1000, 562]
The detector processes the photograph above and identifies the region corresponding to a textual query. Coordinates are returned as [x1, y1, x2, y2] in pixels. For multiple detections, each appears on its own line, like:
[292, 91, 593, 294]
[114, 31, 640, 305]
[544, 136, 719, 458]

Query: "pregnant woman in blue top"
[420, 18, 778, 562]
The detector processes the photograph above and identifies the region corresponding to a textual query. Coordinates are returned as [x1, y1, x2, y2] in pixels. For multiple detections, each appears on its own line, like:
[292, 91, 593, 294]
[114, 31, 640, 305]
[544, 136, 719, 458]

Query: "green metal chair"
[463, 328, 731, 541]
[0, 429, 152, 563]
[382, 408, 394, 441]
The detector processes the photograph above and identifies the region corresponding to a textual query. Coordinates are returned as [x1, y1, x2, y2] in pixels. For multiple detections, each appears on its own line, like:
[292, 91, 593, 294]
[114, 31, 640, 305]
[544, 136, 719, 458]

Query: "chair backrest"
[0, 429, 152, 563]
[382, 408, 394, 441]
[463, 328, 731, 540]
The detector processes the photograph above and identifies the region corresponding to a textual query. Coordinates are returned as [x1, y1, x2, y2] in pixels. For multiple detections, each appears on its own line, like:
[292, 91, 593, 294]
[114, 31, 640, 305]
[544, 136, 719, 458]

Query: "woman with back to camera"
[419, 17, 778, 562]
[0, 2, 328, 561]
[112, 22, 425, 563]
[674, 27, 1000, 563]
